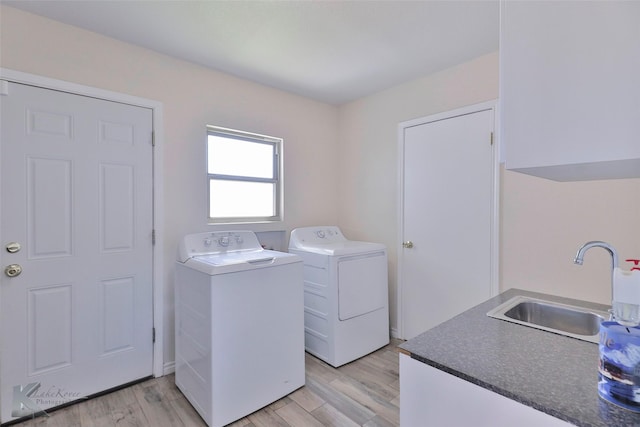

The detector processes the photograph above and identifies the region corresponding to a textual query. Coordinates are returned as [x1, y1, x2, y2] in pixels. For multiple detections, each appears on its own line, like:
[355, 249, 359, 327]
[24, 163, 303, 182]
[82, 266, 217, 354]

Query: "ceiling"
[3, 0, 499, 105]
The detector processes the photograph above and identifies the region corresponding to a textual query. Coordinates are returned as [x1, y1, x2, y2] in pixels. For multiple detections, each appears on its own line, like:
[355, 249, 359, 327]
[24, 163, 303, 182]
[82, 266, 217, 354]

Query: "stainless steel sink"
[486, 296, 610, 344]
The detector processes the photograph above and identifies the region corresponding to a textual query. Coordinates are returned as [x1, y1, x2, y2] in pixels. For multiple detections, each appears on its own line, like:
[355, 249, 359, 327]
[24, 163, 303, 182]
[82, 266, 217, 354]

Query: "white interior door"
[399, 105, 496, 340]
[0, 82, 154, 422]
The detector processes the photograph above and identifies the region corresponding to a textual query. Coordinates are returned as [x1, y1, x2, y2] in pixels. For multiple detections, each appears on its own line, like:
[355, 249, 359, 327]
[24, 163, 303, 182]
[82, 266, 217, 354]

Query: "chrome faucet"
[574, 241, 619, 270]
[574, 241, 619, 307]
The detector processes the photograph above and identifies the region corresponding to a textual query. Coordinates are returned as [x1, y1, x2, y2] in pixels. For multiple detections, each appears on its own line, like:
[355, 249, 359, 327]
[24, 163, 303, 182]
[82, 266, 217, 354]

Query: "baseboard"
[163, 361, 176, 376]
[390, 327, 400, 339]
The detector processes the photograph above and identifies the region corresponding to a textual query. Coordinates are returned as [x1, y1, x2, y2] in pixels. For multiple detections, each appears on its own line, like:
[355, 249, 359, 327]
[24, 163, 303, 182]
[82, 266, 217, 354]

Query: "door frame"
[0, 68, 165, 378]
[396, 100, 500, 339]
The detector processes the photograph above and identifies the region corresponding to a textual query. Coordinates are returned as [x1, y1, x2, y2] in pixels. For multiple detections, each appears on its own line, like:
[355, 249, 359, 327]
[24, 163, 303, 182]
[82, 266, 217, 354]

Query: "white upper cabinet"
[500, 1, 640, 181]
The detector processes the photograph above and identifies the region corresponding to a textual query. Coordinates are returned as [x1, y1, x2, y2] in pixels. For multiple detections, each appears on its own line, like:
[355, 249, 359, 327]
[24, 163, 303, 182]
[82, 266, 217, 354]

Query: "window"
[207, 126, 282, 222]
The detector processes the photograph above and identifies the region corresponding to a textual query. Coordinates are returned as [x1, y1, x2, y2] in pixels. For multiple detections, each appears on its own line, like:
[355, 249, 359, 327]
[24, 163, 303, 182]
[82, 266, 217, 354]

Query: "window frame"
[206, 125, 283, 224]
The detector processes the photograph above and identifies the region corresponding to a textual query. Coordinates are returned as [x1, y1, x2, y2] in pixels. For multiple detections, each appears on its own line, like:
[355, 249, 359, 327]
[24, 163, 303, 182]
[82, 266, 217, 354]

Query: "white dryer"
[289, 226, 389, 367]
[175, 231, 304, 427]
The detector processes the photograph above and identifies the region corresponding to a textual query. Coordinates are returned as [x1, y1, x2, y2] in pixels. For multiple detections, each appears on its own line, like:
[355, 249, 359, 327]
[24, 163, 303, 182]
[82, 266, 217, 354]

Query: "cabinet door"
[399, 354, 570, 427]
[501, 1, 640, 181]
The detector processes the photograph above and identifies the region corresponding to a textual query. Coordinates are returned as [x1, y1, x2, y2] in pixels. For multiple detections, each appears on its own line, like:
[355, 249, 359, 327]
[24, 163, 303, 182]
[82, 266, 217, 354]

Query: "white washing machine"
[288, 226, 389, 367]
[175, 231, 304, 427]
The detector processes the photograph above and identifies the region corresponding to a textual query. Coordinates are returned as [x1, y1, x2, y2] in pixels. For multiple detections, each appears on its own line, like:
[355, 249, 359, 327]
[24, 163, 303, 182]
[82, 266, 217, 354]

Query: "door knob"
[5, 264, 22, 277]
[402, 241, 414, 249]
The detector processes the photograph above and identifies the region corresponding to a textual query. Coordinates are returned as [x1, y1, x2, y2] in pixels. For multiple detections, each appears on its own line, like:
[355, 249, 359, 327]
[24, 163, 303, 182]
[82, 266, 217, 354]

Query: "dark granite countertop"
[399, 288, 640, 427]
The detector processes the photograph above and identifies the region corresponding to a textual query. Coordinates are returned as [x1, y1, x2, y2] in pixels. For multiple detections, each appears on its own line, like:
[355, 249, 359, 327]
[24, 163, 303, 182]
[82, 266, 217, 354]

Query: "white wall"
[0, 5, 339, 367]
[502, 168, 640, 304]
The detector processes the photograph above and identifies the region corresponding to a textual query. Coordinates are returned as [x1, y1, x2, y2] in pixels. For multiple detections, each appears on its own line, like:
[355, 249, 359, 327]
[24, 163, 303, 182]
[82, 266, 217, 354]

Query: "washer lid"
[183, 249, 300, 275]
[291, 241, 386, 256]
[289, 227, 385, 256]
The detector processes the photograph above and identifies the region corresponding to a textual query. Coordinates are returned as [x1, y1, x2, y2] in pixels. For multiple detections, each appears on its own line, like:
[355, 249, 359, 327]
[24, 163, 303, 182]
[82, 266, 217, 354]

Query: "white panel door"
[0, 82, 154, 422]
[400, 107, 495, 339]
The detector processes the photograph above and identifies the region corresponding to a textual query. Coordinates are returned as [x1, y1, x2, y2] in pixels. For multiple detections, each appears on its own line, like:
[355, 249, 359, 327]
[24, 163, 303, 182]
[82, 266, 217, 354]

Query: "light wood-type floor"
[9, 339, 403, 427]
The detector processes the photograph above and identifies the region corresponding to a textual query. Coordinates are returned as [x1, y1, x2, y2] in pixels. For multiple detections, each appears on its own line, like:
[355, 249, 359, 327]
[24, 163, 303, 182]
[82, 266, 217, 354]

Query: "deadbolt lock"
[6, 242, 21, 253]
[5, 264, 22, 277]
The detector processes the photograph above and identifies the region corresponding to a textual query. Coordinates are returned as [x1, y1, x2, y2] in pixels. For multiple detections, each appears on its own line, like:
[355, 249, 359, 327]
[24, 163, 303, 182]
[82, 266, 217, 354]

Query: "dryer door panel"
[337, 253, 388, 321]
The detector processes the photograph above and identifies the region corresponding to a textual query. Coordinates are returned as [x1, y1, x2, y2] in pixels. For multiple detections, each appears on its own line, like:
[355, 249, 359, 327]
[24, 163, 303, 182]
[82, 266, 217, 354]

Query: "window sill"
[206, 221, 286, 233]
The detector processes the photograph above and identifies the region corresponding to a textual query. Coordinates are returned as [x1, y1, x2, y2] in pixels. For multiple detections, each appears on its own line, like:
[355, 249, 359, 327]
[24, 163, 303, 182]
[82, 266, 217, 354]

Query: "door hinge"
[490, 132, 494, 146]
[152, 229, 156, 246]
[152, 327, 156, 343]
[151, 131, 155, 147]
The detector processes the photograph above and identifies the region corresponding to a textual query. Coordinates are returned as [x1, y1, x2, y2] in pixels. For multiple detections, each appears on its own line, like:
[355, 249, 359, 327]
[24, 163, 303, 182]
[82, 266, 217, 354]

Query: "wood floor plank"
[19, 409, 60, 427]
[288, 385, 325, 412]
[79, 391, 111, 419]
[47, 405, 80, 427]
[304, 353, 341, 384]
[275, 401, 325, 427]
[166, 394, 207, 426]
[360, 344, 399, 364]
[226, 416, 252, 427]
[362, 357, 399, 381]
[75, 401, 101, 427]
[148, 375, 184, 402]
[391, 395, 400, 408]
[263, 396, 292, 412]
[329, 377, 400, 426]
[10, 340, 405, 427]
[108, 402, 148, 427]
[131, 381, 185, 427]
[361, 351, 400, 375]
[336, 362, 399, 403]
[311, 403, 361, 427]
[357, 350, 390, 370]
[102, 386, 142, 424]
[363, 414, 398, 427]
[246, 406, 289, 427]
[305, 376, 376, 425]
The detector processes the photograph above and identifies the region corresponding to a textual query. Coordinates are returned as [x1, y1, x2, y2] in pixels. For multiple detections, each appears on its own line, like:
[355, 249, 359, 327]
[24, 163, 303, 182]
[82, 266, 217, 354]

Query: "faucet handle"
[626, 259, 640, 271]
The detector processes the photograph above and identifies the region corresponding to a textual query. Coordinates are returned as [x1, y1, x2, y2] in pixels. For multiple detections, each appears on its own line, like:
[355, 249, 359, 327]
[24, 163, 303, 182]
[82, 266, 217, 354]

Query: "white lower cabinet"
[399, 353, 570, 426]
